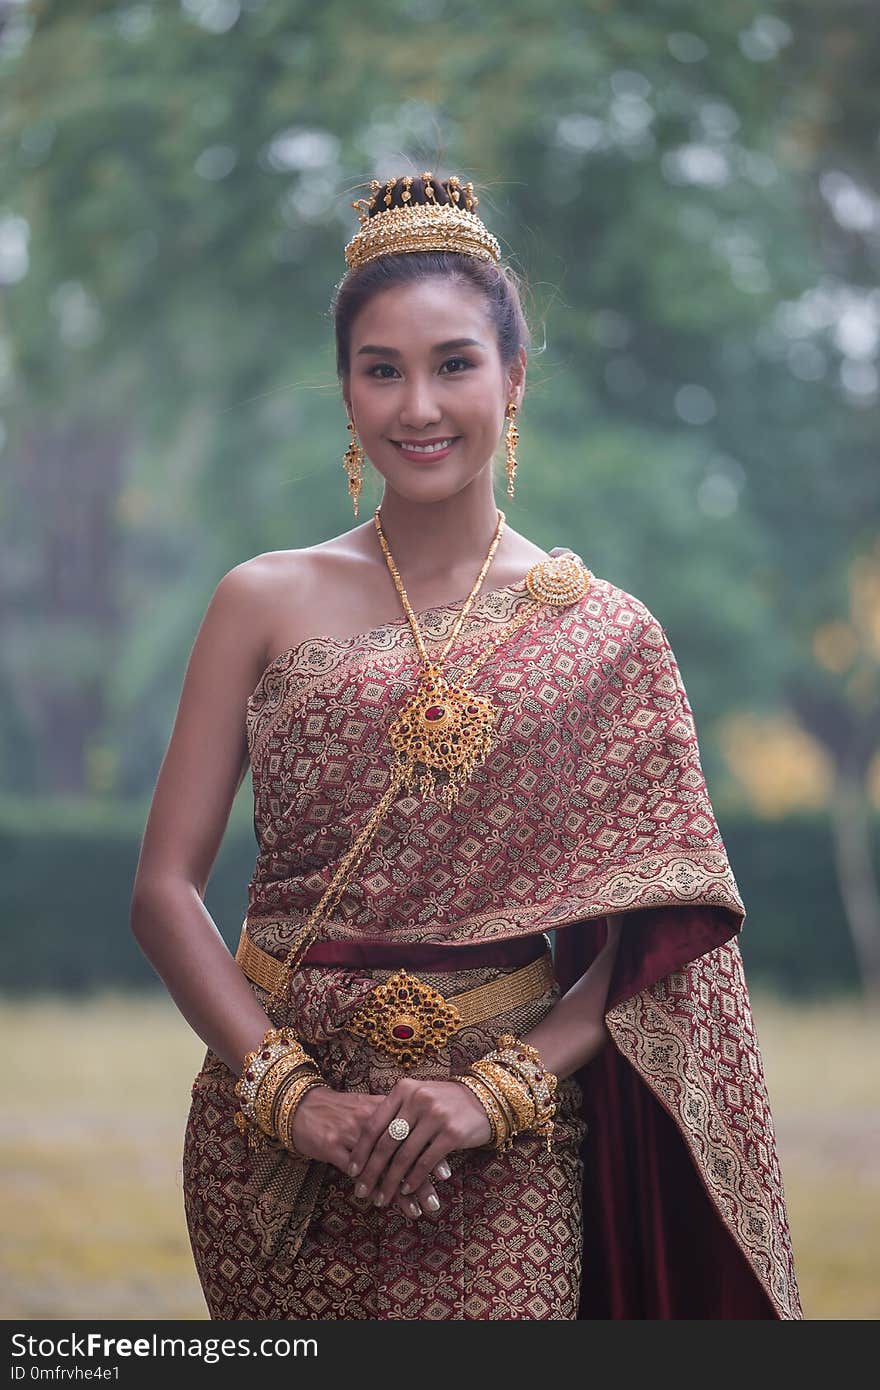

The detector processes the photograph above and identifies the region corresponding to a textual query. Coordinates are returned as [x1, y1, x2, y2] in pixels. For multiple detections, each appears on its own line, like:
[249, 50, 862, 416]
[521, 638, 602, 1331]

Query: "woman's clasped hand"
[288, 1075, 492, 1221]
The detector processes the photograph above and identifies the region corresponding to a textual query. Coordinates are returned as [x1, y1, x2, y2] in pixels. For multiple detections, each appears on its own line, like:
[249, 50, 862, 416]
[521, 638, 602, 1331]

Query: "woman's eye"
[367, 357, 473, 379]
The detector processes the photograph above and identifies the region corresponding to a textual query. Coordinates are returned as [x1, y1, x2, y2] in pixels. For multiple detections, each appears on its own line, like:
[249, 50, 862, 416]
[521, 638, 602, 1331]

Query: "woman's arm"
[518, 913, 625, 1081]
[130, 562, 278, 1075]
[131, 880, 276, 1076]
[130, 565, 446, 1223]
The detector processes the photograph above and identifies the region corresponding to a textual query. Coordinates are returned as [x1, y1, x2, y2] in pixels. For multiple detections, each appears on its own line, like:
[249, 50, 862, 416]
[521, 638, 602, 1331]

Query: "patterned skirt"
[182, 955, 587, 1320]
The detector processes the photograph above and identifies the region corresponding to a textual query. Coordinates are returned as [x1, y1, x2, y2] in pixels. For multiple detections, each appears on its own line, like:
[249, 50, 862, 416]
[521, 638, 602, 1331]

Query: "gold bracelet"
[255, 1053, 317, 1137]
[277, 1078, 327, 1156]
[492, 1034, 558, 1101]
[273, 1065, 322, 1143]
[495, 1033, 545, 1068]
[276, 1074, 327, 1153]
[472, 1058, 535, 1131]
[269, 1061, 319, 1137]
[464, 1064, 517, 1146]
[486, 1034, 558, 1139]
[490, 1056, 552, 1125]
[240, 1025, 299, 1076]
[235, 1026, 320, 1129]
[457, 1074, 507, 1149]
[470, 1035, 560, 1153]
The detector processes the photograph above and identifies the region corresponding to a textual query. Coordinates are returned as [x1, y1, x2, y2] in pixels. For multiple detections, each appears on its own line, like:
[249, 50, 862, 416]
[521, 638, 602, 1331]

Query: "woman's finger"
[395, 1189, 423, 1221]
[347, 1080, 418, 1183]
[349, 1083, 425, 1200]
[395, 1136, 454, 1205]
[370, 1120, 434, 1207]
[410, 1177, 441, 1215]
[402, 1156, 451, 1195]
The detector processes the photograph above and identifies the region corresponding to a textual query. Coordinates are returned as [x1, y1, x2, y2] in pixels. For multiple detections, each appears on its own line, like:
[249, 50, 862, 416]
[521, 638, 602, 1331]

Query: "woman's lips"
[392, 437, 460, 463]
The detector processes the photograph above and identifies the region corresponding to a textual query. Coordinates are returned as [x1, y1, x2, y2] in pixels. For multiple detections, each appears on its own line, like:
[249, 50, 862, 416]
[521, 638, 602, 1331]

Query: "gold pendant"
[388, 662, 496, 810]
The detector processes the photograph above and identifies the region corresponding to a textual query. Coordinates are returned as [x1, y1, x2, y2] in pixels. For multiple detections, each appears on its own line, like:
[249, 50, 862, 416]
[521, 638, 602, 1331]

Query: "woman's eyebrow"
[356, 337, 484, 357]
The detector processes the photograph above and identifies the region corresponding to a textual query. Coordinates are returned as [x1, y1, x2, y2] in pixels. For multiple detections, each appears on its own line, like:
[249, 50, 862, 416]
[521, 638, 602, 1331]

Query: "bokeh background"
[1, 0, 878, 1319]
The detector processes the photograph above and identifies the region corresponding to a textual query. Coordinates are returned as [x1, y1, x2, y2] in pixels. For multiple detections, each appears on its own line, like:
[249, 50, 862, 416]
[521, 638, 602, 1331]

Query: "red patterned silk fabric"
[224, 547, 802, 1319]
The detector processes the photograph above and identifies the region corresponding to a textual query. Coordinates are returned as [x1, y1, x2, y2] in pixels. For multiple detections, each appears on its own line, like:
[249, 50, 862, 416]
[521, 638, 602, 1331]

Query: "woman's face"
[343, 277, 525, 499]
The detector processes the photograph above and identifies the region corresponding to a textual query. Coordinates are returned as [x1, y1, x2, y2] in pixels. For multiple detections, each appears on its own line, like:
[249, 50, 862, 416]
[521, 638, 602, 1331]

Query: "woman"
[131, 172, 803, 1320]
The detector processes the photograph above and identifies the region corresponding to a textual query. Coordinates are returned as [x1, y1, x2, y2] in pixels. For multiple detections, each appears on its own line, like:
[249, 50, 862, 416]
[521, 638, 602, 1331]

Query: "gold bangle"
[255, 1054, 316, 1137]
[271, 1062, 320, 1139]
[484, 1036, 558, 1115]
[276, 1073, 315, 1150]
[487, 1042, 558, 1154]
[493, 1058, 552, 1122]
[255, 1053, 299, 1132]
[495, 1032, 544, 1066]
[269, 1061, 319, 1137]
[462, 1075, 502, 1147]
[276, 1074, 327, 1153]
[457, 1074, 507, 1149]
[278, 1079, 326, 1157]
[471, 1056, 532, 1124]
[240, 1025, 298, 1074]
[465, 1063, 517, 1143]
[470, 1033, 560, 1153]
[491, 1034, 558, 1093]
[474, 1058, 535, 1131]
[235, 1029, 317, 1126]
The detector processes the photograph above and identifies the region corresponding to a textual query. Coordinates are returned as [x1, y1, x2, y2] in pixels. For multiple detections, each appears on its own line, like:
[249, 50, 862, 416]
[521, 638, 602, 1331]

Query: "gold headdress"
[345, 172, 501, 270]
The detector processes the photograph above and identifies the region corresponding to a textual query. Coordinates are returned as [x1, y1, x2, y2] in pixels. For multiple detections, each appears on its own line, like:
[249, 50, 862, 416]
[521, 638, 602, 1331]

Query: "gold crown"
[344, 172, 501, 270]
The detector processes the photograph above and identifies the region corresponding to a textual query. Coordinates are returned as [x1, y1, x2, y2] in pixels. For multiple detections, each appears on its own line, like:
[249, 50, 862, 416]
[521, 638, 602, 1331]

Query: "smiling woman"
[133, 171, 802, 1322]
[333, 176, 531, 518]
[349, 292, 502, 480]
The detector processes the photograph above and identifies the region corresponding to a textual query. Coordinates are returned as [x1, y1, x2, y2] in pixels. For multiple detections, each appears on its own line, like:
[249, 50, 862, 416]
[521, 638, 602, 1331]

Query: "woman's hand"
[286, 1085, 454, 1222]
[346, 1076, 493, 1210]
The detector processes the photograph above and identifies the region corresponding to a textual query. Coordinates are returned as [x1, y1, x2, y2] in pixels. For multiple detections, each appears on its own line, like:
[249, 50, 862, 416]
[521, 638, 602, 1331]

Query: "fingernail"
[400, 1181, 412, 1195]
[349, 1161, 360, 1177]
[426, 1194, 440, 1212]
[374, 1192, 386, 1207]
[356, 1183, 367, 1198]
[408, 1202, 421, 1218]
[436, 1161, 451, 1179]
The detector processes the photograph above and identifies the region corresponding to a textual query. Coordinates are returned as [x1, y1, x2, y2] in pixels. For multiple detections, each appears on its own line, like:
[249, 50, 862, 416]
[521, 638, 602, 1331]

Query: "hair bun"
[353, 172, 480, 220]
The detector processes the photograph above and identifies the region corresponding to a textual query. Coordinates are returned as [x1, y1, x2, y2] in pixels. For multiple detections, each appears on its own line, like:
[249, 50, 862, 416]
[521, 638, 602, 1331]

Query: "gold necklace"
[259, 523, 591, 1011]
[373, 505, 506, 811]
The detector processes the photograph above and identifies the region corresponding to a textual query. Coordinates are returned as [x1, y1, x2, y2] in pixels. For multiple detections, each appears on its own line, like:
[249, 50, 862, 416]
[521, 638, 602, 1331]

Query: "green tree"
[1, 0, 877, 986]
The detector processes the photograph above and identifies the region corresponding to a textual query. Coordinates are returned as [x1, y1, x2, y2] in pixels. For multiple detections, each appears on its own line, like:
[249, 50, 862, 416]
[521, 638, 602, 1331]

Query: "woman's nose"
[398, 378, 442, 427]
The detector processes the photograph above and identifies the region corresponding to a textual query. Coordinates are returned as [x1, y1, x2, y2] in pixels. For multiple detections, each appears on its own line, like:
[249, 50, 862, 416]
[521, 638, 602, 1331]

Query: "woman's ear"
[507, 346, 527, 409]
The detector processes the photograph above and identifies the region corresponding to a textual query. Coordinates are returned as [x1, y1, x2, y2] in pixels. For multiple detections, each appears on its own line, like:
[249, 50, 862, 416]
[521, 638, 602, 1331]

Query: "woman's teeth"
[397, 439, 455, 453]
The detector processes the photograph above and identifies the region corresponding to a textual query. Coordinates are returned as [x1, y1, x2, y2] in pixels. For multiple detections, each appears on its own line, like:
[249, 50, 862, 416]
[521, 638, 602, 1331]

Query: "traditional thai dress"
[182, 546, 803, 1320]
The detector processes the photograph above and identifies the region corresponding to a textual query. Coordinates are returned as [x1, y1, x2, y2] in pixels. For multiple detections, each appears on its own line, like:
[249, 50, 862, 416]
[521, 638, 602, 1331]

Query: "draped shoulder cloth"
[244, 547, 803, 1319]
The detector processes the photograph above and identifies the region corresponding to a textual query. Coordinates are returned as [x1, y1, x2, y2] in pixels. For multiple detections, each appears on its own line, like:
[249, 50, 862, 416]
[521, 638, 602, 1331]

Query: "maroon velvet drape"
[554, 912, 777, 1320]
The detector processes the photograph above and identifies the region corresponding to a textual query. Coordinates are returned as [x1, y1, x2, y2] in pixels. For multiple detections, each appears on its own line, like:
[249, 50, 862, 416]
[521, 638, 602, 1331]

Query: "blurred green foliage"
[0, 0, 878, 990]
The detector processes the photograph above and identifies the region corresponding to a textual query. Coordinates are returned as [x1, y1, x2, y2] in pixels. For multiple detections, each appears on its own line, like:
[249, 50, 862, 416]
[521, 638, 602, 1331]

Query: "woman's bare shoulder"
[247, 533, 373, 597]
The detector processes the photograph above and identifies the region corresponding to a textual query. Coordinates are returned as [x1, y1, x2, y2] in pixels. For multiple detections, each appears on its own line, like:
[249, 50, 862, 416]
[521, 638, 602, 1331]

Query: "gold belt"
[235, 923, 556, 1068]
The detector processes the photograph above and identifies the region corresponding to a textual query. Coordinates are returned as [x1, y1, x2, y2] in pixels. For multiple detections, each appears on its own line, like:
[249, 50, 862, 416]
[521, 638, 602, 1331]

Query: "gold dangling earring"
[343, 417, 364, 518]
[505, 401, 519, 500]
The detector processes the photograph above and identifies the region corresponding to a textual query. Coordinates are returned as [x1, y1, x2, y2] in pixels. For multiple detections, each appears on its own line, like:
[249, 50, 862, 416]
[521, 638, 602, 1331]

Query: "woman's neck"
[367, 491, 508, 584]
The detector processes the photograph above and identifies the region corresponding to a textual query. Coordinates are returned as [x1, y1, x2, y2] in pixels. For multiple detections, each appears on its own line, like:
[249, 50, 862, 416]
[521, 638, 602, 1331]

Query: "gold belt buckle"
[346, 968, 462, 1068]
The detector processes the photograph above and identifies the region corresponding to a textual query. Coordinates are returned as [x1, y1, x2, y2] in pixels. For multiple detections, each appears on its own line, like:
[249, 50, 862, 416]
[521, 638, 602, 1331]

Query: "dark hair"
[331, 174, 532, 384]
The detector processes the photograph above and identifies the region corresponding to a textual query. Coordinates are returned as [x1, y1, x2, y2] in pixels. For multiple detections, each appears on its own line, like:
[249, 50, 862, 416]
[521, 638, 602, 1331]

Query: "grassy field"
[1, 989, 877, 1320]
